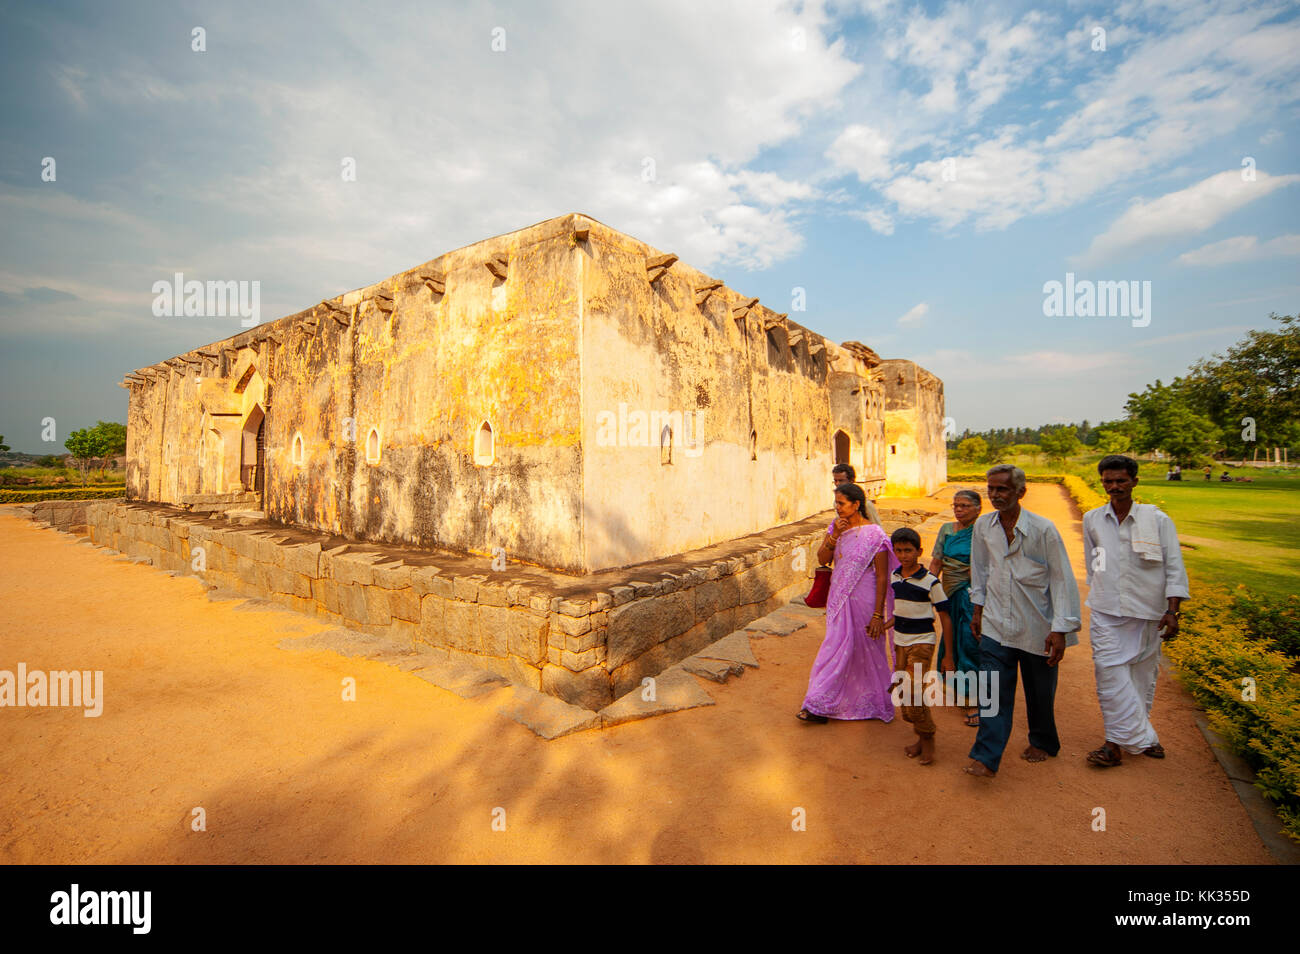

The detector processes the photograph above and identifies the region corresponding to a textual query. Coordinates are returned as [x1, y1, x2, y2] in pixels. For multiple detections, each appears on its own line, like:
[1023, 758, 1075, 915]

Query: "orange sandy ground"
[0, 485, 1272, 863]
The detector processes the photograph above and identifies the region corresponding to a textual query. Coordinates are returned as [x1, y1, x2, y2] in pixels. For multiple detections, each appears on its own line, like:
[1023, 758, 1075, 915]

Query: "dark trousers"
[968, 635, 1060, 773]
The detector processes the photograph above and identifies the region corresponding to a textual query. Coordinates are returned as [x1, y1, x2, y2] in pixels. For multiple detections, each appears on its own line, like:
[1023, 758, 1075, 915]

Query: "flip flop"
[964, 711, 980, 727]
[1143, 744, 1165, 759]
[797, 709, 828, 724]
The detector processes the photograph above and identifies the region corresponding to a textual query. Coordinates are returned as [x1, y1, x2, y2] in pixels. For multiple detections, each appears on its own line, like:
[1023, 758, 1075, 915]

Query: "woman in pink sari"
[797, 482, 898, 723]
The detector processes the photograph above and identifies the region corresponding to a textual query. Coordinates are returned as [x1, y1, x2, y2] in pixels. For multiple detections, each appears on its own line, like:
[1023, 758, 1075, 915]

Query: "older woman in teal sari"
[929, 489, 982, 726]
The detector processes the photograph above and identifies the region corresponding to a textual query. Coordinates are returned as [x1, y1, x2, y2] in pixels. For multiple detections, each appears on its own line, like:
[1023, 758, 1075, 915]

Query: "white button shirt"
[1082, 503, 1190, 621]
[970, 508, 1081, 655]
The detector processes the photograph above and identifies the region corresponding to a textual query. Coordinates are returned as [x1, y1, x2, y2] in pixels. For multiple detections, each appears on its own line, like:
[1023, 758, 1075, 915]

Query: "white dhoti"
[1090, 611, 1162, 753]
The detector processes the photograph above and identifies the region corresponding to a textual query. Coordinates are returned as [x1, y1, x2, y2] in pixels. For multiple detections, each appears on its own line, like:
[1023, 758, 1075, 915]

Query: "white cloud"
[1177, 234, 1300, 267]
[881, 131, 1047, 231]
[5, 0, 869, 340]
[1077, 170, 1300, 266]
[52, 66, 89, 110]
[827, 3, 1300, 238]
[897, 302, 929, 326]
[826, 124, 894, 183]
[851, 207, 895, 235]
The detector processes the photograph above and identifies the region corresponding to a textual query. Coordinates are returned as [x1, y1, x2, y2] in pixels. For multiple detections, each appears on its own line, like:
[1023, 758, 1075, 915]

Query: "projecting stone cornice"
[694, 280, 723, 306]
[645, 253, 678, 284]
[841, 340, 882, 368]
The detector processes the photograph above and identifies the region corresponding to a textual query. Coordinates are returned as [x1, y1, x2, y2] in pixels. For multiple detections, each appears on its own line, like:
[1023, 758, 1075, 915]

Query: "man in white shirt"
[1082, 455, 1190, 767]
[964, 465, 1081, 778]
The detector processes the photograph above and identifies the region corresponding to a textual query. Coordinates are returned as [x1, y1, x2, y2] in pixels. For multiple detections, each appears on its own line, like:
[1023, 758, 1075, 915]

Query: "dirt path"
[0, 486, 1271, 863]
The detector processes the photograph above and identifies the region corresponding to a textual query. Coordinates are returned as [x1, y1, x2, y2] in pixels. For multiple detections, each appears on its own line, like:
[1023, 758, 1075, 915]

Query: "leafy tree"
[1183, 313, 1300, 458]
[0, 435, 8, 453]
[1124, 380, 1219, 466]
[1040, 425, 1082, 462]
[957, 436, 988, 463]
[64, 427, 111, 487]
[1095, 429, 1132, 455]
[984, 442, 1010, 464]
[92, 421, 127, 474]
[1008, 443, 1042, 460]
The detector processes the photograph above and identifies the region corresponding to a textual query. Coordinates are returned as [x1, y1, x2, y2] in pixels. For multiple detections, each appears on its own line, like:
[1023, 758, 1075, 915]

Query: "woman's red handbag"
[804, 566, 832, 607]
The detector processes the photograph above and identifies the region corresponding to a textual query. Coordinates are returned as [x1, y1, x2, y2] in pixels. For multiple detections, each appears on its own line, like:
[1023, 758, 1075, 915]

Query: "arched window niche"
[474, 420, 495, 466]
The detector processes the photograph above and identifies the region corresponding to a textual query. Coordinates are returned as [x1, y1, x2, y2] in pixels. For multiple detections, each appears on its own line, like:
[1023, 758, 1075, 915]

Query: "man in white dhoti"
[1082, 455, 1190, 767]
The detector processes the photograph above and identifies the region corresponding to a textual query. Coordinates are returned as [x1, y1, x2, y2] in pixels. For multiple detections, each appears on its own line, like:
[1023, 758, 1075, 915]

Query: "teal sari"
[935, 522, 979, 706]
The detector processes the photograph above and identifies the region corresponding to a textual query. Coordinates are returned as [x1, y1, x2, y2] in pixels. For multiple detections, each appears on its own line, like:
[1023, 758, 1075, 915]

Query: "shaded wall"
[579, 220, 835, 570]
[881, 358, 946, 497]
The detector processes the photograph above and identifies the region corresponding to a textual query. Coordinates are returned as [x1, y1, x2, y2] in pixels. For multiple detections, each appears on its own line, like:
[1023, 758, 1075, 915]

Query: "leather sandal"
[1142, 744, 1165, 759]
[1086, 744, 1123, 767]
[797, 709, 829, 724]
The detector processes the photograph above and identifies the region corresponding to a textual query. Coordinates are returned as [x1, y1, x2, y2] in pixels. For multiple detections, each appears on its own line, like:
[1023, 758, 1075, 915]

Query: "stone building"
[111, 214, 945, 711]
[121, 213, 945, 574]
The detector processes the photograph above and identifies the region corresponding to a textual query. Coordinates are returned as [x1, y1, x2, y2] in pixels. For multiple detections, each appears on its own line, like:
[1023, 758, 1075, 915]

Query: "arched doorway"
[833, 429, 851, 465]
[241, 404, 266, 494]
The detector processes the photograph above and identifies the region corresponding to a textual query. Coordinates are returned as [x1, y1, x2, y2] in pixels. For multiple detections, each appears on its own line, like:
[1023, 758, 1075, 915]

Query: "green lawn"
[1135, 474, 1299, 601]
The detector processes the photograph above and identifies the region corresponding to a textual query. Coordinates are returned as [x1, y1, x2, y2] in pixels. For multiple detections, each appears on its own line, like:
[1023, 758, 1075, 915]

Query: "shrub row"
[1162, 591, 1300, 844]
[0, 488, 126, 504]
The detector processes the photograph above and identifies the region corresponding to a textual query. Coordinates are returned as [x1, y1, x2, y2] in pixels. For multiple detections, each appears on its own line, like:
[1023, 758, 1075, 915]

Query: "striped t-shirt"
[890, 567, 950, 646]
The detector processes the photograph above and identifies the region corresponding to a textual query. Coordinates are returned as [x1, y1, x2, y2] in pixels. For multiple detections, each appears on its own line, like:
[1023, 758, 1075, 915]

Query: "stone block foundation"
[78, 500, 835, 710]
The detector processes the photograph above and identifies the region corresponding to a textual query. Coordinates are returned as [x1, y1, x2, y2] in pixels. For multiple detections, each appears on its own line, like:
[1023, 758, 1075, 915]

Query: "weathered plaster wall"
[579, 220, 837, 570]
[881, 358, 946, 497]
[126, 218, 588, 572]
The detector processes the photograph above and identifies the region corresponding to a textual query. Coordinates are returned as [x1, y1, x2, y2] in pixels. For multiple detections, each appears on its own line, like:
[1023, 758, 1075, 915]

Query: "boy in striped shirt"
[889, 527, 955, 765]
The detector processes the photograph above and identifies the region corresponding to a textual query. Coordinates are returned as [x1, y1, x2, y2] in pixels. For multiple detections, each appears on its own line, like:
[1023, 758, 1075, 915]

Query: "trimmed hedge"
[1163, 590, 1300, 844]
[0, 488, 125, 504]
[946, 472, 1107, 513]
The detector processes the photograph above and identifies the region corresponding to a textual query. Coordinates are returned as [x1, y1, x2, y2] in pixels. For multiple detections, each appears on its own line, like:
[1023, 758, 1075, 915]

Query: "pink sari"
[801, 521, 898, 721]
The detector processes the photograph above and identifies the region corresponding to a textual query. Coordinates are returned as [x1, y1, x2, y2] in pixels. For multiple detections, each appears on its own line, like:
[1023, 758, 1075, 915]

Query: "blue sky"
[2, 0, 1298, 452]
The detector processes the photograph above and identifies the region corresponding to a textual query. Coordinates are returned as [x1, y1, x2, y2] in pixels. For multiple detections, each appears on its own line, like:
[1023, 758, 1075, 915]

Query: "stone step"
[226, 509, 266, 525]
[180, 492, 259, 506]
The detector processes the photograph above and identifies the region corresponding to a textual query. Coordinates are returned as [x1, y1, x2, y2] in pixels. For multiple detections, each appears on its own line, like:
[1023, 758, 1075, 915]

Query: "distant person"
[798, 482, 897, 724]
[1203, 464, 1212, 481]
[965, 465, 1081, 778]
[1171, 464, 1181, 481]
[832, 462, 882, 525]
[889, 527, 954, 765]
[1220, 470, 1232, 482]
[929, 489, 983, 726]
[1082, 455, 1189, 767]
